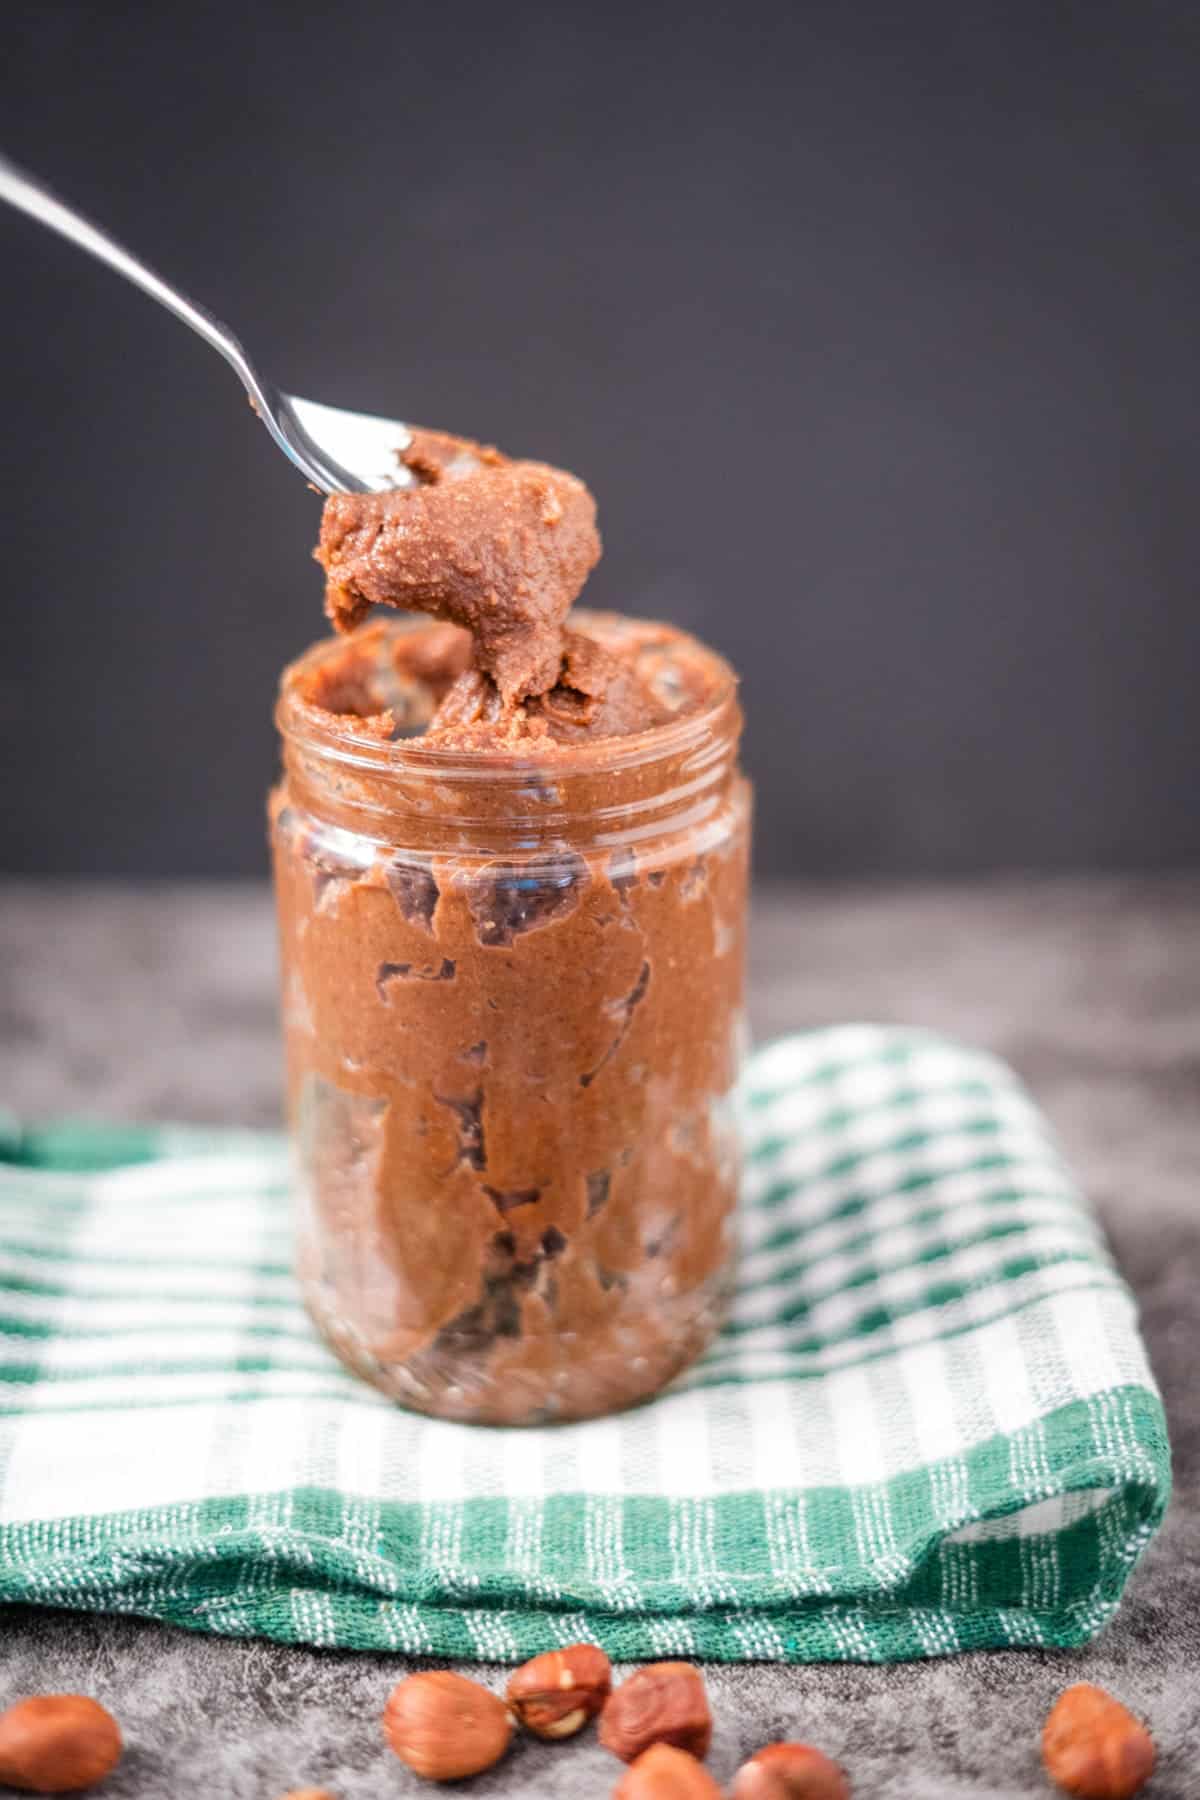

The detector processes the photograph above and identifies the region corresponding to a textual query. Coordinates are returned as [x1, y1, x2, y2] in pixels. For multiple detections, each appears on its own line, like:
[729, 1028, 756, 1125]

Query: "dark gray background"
[3, 0, 1198, 879]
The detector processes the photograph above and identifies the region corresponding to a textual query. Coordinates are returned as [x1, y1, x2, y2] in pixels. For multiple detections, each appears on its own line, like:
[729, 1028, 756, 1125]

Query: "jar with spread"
[269, 429, 751, 1423]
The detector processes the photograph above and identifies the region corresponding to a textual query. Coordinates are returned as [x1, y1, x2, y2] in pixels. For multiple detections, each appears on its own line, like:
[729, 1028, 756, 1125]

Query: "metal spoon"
[0, 151, 413, 494]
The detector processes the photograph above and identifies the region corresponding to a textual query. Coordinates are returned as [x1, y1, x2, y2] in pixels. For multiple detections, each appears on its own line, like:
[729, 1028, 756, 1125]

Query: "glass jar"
[269, 613, 751, 1424]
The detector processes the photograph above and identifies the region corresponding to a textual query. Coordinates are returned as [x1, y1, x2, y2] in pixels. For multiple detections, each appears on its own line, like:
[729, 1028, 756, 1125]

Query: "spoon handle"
[0, 151, 271, 409]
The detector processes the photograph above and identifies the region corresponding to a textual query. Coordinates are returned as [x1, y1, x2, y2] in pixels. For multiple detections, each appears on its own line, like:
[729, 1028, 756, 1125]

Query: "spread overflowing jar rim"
[277, 612, 741, 781]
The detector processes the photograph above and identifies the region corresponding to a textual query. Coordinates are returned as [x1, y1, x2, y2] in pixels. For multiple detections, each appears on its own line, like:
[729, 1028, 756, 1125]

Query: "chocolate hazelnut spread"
[317, 429, 601, 706]
[271, 429, 750, 1423]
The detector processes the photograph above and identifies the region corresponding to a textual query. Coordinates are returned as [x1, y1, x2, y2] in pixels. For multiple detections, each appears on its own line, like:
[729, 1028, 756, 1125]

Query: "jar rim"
[274, 611, 741, 787]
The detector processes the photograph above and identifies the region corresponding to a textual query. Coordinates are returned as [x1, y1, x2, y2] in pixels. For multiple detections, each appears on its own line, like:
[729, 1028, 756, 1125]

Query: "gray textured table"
[1, 877, 1197, 1798]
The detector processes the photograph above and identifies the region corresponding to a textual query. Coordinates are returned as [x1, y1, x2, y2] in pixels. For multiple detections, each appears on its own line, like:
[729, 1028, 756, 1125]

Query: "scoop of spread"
[317, 430, 603, 721]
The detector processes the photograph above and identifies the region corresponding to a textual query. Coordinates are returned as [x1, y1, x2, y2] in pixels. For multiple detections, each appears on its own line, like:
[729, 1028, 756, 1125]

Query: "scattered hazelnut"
[0, 1695, 122, 1794]
[732, 1741, 850, 1798]
[383, 1670, 513, 1782]
[1042, 1684, 1155, 1799]
[276, 1791, 337, 1799]
[613, 1742, 726, 1797]
[599, 1662, 712, 1763]
[507, 1643, 612, 1739]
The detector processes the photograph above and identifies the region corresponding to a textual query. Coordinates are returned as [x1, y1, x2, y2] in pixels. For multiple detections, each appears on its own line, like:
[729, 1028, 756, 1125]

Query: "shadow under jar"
[270, 613, 751, 1424]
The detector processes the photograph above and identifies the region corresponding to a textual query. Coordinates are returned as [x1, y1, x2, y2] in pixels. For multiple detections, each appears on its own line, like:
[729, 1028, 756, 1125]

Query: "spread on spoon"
[314, 428, 693, 748]
[319, 429, 600, 707]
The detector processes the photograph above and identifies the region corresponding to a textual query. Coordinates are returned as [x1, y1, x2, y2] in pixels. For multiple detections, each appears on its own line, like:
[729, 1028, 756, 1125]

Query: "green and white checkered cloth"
[0, 1026, 1169, 1663]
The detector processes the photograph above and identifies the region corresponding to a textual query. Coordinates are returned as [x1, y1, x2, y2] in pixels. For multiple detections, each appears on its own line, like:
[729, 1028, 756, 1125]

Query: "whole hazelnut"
[613, 1742, 726, 1797]
[0, 1695, 122, 1794]
[599, 1662, 712, 1763]
[276, 1791, 337, 1799]
[507, 1643, 612, 1739]
[732, 1741, 850, 1798]
[1042, 1684, 1155, 1799]
[383, 1671, 513, 1782]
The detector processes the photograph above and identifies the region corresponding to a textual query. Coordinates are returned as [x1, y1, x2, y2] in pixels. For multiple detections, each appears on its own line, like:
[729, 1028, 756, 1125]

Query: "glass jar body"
[270, 623, 750, 1424]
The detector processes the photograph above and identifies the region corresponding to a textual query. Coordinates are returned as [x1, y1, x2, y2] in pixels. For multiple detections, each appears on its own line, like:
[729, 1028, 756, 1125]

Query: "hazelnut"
[613, 1742, 726, 1797]
[507, 1643, 612, 1739]
[0, 1695, 122, 1794]
[732, 1741, 850, 1798]
[1042, 1684, 1155, 1799]
[599, 1662, 712, 1763]
[383, 1670, 513, 1782]
[276, 1792, 337, 1800]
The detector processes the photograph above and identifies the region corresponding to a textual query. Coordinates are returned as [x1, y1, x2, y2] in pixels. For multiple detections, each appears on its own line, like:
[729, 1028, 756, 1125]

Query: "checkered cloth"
[0, 1027, 1168, 1662]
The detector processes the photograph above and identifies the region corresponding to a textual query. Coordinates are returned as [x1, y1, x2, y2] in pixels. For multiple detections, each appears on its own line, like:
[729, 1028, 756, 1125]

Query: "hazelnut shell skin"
[599, 1662, 713, 1763]
[506, 1643, 612, 1738]
[1042, 1684, 1155, 1799]
[613, 1742, 726, 1797]
[0, 1695, 123, 1795]
[383, 1671, 513, 1782]
[732, 1741, 851, 1799]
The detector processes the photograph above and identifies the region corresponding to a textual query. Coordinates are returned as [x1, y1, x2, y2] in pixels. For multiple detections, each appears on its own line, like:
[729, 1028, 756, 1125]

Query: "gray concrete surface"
[0, 876, 1197, 1797]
